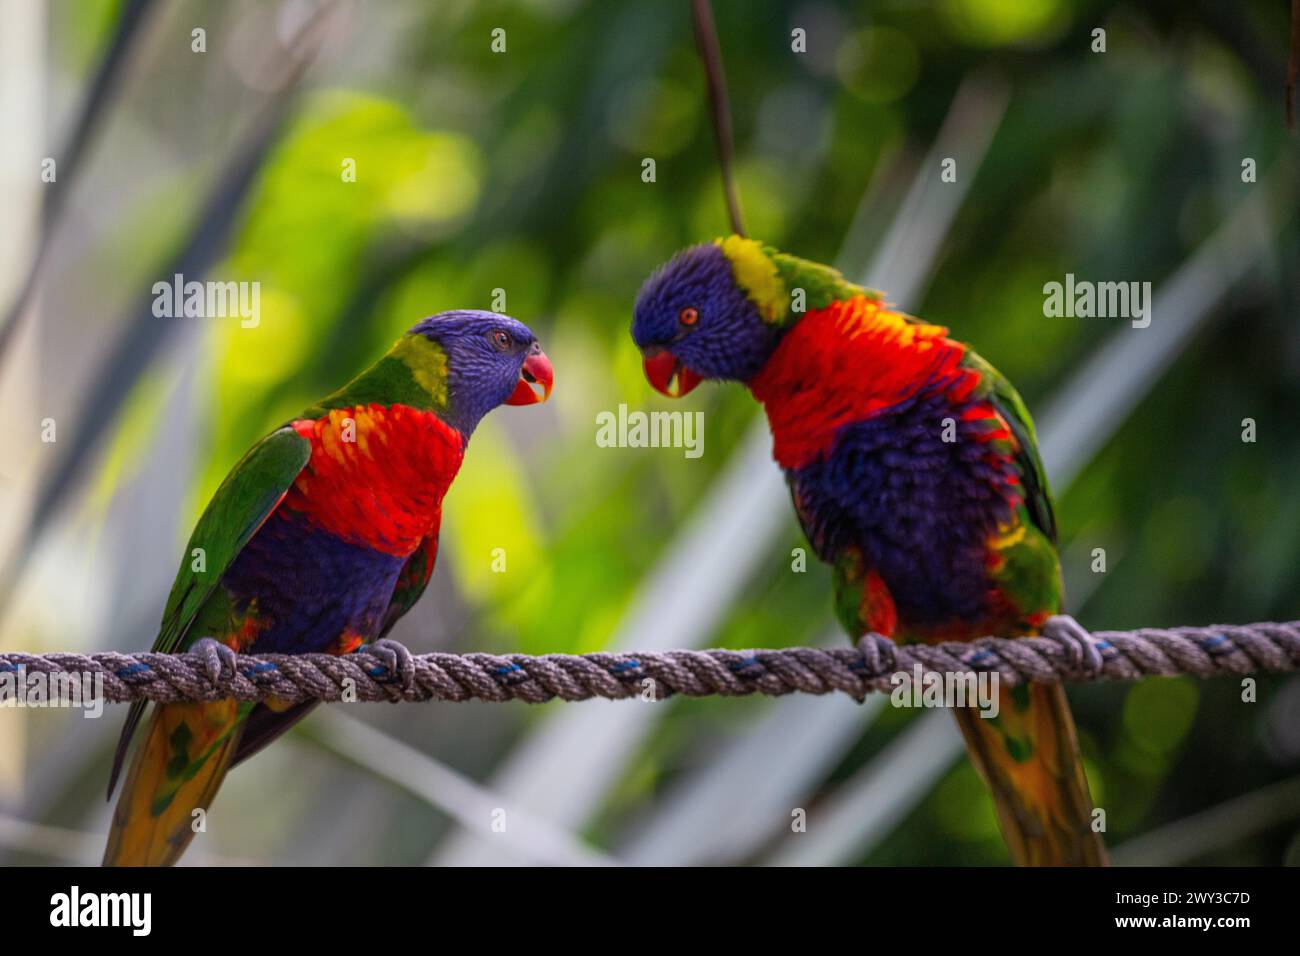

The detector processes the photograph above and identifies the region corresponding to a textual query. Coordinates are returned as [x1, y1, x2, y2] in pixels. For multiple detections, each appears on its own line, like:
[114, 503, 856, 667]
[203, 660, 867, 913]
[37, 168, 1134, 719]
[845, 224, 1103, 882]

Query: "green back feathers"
[715, 235, 879, 326]
[962, 350, 1058, 546]
[770, 249, 874, 314]
[302, 334, 450, 418]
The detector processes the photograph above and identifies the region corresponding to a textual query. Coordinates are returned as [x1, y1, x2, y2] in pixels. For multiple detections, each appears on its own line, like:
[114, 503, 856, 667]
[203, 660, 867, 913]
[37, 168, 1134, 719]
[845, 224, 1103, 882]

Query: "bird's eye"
[490, 329, 512, 350]
[679, 306, 699, 326]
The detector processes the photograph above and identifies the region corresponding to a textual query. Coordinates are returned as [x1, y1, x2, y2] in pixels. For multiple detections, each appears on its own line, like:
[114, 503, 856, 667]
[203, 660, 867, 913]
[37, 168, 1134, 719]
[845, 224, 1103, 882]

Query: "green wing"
[152, 425, 313, 654]
[963, 351, 1057, 546]
[108, 425, 311, 797]
[377, 534, 439, 638]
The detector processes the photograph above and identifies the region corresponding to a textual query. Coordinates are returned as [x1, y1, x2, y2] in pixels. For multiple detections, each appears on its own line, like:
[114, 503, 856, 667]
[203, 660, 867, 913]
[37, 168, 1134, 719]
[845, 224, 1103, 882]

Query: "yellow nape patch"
[717, 235, 788, 323]
[988, 521, 1027, 553]
[396, 335, 449, 405]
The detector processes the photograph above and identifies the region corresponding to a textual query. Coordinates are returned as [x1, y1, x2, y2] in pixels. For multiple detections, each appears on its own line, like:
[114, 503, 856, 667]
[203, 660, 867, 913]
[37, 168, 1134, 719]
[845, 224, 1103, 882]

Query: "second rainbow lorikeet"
[103, 310, 553, 866]
[631, 236, 1105, 866]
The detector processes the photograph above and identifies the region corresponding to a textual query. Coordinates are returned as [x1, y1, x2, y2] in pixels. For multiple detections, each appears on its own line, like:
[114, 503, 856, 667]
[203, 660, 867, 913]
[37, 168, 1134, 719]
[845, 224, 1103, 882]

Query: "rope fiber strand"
[3, 617, 1298, 707]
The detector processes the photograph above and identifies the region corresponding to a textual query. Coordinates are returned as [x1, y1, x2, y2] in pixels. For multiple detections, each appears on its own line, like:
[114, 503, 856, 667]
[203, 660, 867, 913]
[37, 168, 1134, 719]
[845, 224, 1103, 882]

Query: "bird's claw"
[190, 637, 238, 684]
[364, 638, 415, 689]
[1044, 614, 1103, 676]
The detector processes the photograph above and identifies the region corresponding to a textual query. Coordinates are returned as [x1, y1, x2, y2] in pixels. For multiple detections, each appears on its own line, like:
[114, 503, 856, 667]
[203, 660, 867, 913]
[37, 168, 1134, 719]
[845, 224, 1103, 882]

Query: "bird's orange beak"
[643, 349, 701, 398]
[507, 348, 553, 405]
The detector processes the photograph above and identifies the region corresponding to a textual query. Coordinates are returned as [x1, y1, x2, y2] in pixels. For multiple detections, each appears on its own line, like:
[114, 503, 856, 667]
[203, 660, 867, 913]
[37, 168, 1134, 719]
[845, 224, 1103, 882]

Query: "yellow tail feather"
[952, 681, 1107, 866]
[103, 700, 243, 867]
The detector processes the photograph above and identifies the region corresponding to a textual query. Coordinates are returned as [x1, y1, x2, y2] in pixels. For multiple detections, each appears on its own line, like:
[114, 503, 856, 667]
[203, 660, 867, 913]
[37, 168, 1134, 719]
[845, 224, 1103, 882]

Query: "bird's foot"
[363, 638, 415, 690]
[1044, 614, 1104, 676]
[189, 636, 238, 685]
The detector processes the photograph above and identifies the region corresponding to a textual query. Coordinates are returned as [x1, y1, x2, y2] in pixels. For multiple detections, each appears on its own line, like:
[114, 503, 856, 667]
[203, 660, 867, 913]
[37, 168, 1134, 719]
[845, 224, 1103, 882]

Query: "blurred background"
[1, 0, 1298, 866]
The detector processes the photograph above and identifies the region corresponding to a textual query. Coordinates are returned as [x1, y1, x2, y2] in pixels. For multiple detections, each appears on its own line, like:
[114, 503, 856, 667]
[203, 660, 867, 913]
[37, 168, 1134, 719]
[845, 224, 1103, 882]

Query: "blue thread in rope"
[2, 617, 1297, 706]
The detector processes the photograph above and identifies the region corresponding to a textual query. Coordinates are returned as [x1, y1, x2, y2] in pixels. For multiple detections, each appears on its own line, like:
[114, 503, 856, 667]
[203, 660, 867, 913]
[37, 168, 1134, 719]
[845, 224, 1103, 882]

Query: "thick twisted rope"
[2, 617, 1297, 707]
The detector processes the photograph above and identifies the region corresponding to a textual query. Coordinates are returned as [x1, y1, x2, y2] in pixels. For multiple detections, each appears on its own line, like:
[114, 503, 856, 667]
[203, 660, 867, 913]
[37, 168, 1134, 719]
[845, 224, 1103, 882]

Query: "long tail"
[952, 681, 1107, 866]
[103, 700, 245, 867]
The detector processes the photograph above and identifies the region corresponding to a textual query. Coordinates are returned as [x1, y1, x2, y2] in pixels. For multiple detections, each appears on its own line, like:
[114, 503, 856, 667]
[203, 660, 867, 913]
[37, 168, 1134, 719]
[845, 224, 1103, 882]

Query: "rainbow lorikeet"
[632, 236, 1105, 866]
[103, 311, 553, 866]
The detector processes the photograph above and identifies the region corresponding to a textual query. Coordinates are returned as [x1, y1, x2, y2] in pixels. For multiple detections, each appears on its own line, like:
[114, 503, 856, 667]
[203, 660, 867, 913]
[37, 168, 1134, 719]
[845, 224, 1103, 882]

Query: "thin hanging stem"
[1288, 0, 1299, 130]
[690, 0, 745, 236]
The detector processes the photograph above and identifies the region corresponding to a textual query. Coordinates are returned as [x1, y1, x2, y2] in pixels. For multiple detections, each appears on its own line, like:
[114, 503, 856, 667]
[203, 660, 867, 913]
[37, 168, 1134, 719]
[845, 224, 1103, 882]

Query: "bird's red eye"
[491, 329, 511, 349]
[679, 306, 699, 326]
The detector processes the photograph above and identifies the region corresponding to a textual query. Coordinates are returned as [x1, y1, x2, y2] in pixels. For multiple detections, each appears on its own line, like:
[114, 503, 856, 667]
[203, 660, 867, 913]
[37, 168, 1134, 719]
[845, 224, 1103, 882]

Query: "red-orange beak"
[643, 349, 702, 398]
[507, 348, 553, 405]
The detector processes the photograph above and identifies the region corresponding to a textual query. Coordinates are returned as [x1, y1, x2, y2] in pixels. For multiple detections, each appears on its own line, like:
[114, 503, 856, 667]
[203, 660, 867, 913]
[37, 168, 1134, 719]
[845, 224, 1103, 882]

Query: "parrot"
[631, 235, 1106, 866]
[103, 310, 553, 866]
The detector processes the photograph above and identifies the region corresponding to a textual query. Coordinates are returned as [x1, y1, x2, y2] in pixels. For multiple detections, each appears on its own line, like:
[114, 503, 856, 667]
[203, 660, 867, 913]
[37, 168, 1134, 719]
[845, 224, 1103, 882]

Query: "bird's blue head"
[631, 238, 782, 397]
[408, 310, 553, 435]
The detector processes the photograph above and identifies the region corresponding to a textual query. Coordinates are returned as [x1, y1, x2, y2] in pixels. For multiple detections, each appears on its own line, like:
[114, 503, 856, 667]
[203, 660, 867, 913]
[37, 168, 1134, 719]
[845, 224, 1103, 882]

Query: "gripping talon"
[190, 637, 237, 685]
